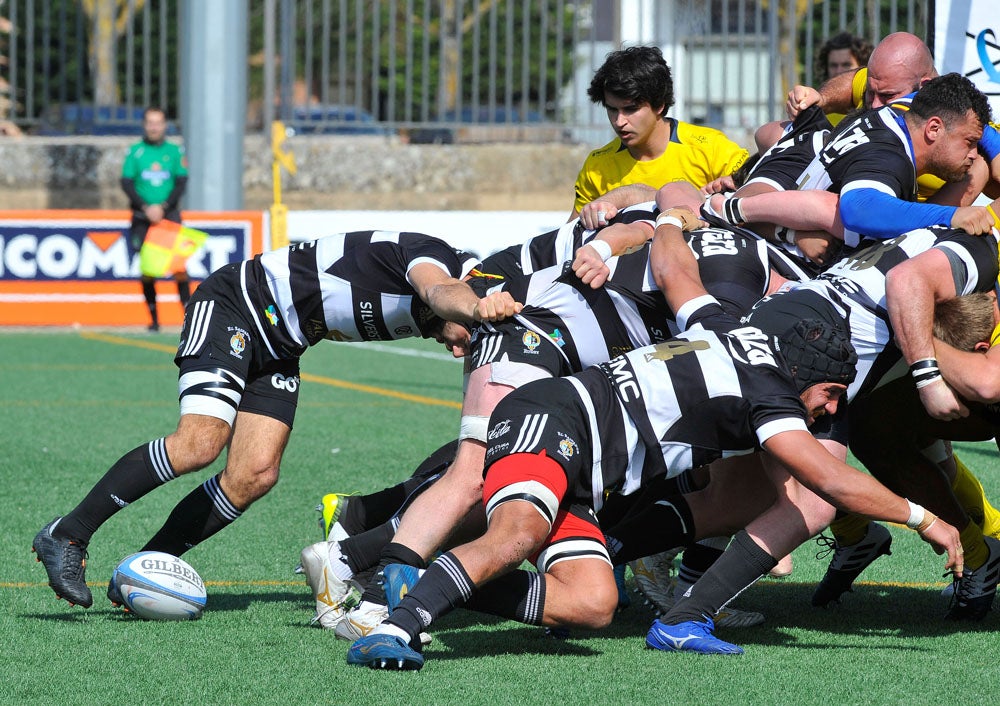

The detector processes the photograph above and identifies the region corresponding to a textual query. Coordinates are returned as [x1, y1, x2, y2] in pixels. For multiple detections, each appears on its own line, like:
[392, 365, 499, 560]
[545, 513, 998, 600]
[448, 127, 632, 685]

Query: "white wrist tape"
[655, 214, 685, 230]
[589, 238, 613, 262]
[905, 499, 926, 530]
[459, 415, 490, 443]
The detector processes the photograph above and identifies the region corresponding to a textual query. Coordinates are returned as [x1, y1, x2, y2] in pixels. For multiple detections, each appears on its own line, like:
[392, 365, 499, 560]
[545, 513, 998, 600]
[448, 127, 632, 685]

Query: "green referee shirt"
[121, 139, 188, 206]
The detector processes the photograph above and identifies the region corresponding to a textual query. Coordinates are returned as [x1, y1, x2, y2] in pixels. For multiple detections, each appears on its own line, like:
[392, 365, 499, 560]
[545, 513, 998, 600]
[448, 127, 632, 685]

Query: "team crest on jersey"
[556, 432, 578, 460]
[488, 419, 511, 440]
[549, 328, 566, 347]
[228, 327, 249, 358]
[522, 330, 541, 353]
[265, 305, 279, 326]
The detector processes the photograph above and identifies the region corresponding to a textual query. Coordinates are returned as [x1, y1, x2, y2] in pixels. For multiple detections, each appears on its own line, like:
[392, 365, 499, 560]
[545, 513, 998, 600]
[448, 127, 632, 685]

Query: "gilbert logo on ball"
[112, 551, 207, 621]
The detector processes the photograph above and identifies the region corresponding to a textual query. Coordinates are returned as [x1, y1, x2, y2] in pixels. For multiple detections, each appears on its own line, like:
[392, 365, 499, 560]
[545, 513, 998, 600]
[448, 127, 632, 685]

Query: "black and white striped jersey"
[476, 202, 658, 280]
[562, 300, 808, 505]
[477, 224, 803, 374]
[791, 105, 918, 246]
[242, 231, 479, 357]
[780, 226, 1000, 399]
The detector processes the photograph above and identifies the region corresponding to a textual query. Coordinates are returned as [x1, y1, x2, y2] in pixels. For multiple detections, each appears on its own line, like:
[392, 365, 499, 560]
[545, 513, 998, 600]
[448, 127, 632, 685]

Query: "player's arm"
[577, 183, 657, 230]
[885, 248, 969, 419]
[935, 340, 1000, 403]
[649, 208, 711, 315]
[572, 220, 656, 289]
[710, 190, 842, 236]
[409, 262, 522, 323]
[785, 68, 858, 119]
[763, 429, 962, 572]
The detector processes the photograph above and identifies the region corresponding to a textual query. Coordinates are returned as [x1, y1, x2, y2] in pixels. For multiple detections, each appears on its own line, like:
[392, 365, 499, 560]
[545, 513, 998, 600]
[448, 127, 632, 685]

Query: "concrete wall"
[0, 129, 755, 213]
[0, 135, 590, 213]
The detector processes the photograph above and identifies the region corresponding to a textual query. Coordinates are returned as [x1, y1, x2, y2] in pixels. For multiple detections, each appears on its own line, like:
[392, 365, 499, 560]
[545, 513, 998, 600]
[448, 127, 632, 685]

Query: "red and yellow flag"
[139, 221, 209, 278]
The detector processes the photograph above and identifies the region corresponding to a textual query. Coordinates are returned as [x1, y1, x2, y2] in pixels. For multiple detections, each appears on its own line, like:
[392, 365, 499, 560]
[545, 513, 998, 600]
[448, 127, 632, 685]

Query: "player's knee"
[567, 578, 617, 629]
[225, 463, 280, 506]
[166, 423, 229, 472]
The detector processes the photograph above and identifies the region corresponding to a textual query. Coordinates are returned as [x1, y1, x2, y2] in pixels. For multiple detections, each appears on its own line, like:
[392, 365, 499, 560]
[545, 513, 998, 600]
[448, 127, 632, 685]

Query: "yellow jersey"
[572, 118, 748, 212]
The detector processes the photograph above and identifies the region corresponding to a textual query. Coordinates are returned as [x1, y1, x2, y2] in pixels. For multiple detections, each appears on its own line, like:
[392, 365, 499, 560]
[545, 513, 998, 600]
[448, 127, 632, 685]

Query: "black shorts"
[175, 263, 301, 427]
[471, 319, 573, 378]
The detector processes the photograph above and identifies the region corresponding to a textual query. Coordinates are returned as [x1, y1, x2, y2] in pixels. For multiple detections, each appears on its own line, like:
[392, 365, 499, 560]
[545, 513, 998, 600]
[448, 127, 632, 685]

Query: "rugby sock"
[56, 439, 176, 543]
[828, 512, 870, 547]
[385, 552, 474, 641]
[176, 278, 191, 308]
[603, 494, 695, 564]
[951, 455, 1000, 538]
[141, 279, 158, 324]
[360, 542, 427, 606]
[140, 473, 241, 556]
[960, 520, 990, 571]
[663, 530, 776, 625]
[340, 521, 397, 575]
[340, 472, 442, 536]
[676, 538, 727, 591]
[464, 569, 547, 625]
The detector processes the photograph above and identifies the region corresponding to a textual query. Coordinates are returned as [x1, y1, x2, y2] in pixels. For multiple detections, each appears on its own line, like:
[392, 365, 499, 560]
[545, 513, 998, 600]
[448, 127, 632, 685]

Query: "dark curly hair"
[587, 46, 674, 117]
[814, 32, 873, 83]
[909, 73, 993, 129]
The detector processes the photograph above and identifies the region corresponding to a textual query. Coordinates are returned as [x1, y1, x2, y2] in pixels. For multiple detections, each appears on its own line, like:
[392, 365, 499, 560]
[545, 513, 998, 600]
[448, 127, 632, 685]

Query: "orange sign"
[0, 210, 266, 326]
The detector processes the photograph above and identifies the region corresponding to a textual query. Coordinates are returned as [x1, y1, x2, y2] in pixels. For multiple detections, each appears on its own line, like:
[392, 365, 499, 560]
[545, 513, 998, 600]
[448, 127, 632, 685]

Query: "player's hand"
[793, 231, 838, 266]
[572, 243, 612, 289]
[916, 515, 963, 578]
[917, 377, 970, 421]
[144, 204, 165, 223]
[473, 291, 522, 322]
[579, 200, 618, 230]
[700, 175, 736, 196]
[785, 85, 820, 118]
[951, 206, 994, 235]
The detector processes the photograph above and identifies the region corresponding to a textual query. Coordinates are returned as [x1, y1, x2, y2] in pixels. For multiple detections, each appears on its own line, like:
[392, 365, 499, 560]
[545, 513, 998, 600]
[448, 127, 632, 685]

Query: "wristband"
[910, 358, 941, 389]
[589, 238, 613, 262]
[723, 197, 746, 225]
[917, 516, 937, 534]
[655, 214, 685, 230]
[905, 499, 926, 529]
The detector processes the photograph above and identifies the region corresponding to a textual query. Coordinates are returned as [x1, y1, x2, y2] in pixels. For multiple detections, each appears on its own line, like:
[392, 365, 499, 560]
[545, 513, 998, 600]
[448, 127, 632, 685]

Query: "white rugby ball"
[112, 551, 207, 621]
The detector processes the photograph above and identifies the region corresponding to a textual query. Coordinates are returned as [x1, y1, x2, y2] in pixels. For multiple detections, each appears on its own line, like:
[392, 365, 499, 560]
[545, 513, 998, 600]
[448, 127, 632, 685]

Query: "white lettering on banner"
[1, 231, 239, 280]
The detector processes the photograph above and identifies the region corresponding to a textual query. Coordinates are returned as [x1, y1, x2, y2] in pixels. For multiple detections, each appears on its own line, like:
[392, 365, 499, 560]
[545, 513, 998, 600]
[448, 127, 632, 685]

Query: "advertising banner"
[934, 1, 1000, 116]
[0, 210, 265, 326]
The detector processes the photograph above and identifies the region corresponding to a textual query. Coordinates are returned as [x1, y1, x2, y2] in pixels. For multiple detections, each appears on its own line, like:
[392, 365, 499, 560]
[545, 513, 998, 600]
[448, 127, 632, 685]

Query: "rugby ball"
[112, 551, 207, 620]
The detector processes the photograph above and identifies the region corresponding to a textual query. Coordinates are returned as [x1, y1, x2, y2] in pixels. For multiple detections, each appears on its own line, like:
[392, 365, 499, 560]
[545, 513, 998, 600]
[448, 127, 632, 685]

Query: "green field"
[3, 330, 999, 705]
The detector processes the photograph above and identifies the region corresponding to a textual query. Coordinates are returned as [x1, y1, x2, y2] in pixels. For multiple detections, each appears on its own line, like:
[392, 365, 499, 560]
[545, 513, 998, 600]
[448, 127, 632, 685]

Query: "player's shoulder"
[672, 119, 738, 147]
[585, 137, 627, 161]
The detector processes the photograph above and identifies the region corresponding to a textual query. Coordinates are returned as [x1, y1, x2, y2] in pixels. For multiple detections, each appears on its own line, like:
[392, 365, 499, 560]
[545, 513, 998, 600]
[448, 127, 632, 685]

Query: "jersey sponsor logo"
[110, 494, 129, 508]
[486, 441, 510, 459]
[696, 230, 739, 257]
[357, 300, 380, 339]
[548, 328, 566, 347]
[830, 234, 907, 272]
[271, 373, 299, 392]
[265, 305, 279, 326]
[141, 163, 171, 187]
[820, 125, 871, 166]
[607, 356, 642, 402]
[488, 419, 511, 440]
[725, 326, 778, 368]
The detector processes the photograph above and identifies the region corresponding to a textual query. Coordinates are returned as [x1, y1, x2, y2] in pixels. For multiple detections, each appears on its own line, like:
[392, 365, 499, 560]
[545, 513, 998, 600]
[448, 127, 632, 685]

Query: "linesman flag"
[139, 221, 209, 278]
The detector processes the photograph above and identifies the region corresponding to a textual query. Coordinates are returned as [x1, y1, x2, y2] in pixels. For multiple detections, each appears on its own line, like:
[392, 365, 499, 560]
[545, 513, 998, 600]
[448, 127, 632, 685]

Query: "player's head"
[864, 32, 936, 109]
[933, 291, 1000, 352]
[142, 106, 168, 143]
[414, 302, 471, 357]
[908, 73, 991, 183]
[776, 319, 857, 422]
[588, 46, 674, 118]
[816, 31, 873, 82]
